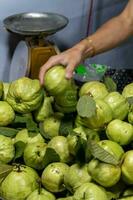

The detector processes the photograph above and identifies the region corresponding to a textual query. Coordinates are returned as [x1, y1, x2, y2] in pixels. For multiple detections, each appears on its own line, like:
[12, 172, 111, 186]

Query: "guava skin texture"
[48, 136, 71, 163]
[44, 65, 74, 96]
[121, 150, 133, 185]
[98, 140, 124, 161]
[23, 142, 47, 170]
[73, 182, 108, 200]
[0, 135, 15, 163]
[76, 99, 113, 130]
[6, 77, 43, 113]
[122, 83, 133, 98]
[41, 162, 69, 193]
[14, 128, 44, 144]
[64, 163, 91, 193]
[104, 91, 129, 120]
[26, 188, 56, 200]
[0, 101, 15, 126]
[87, 159, 121, 187]
[79, 81, 109, 100]
[106, 119, 133, 145]
[0, 165, 40, 200]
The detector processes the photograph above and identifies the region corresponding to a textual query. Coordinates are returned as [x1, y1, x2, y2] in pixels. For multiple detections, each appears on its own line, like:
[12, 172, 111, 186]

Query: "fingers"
[65, 63, 77, 79]
[39, 63, 51, 85]
[39, 56, 60, 85]
[39, 47, 82, 85]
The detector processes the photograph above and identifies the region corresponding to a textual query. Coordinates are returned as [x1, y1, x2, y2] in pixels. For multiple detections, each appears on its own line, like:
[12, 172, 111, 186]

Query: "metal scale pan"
[3, 12, 68, 81]
[3, 12, 68, 36]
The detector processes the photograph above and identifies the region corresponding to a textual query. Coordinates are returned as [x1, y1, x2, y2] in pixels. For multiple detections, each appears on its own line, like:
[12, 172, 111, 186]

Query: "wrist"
[74, 37, 96, 60]
[83, 37, 96, 59]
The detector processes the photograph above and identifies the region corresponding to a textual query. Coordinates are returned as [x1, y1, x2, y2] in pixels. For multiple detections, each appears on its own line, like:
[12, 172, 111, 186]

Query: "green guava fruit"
[98, 140, 124, 161]
[23, 142, 47, 170]
[79, 81, 109, 99]
[54, 86, 77, 109]
[0, 165, 39, 200]
[75, 99, 112, 130]
[122, 83, 133, 98]
[121, 150, 133, 185]
[128, 111, 133, 125]
[104, 91, 129, 120]
[41, 162, 69, 193]
[34, 95, 54, 122]
[73, 182, 108, 200]
[40, 114, 62, 139]
[64, 163, 91, 193]
[0, 135, 15, 163]
[0, 101, 15, 126]
[14, 129, 44, 144]
[48, 136, 71, 163]
[6, 77, 43, 113]
[44, 65, 74, 96]
[67, 134, 78, 156]
[26, 188, 56, 200]
[106, 119, 133, 145]
[87, 159, 121, 187]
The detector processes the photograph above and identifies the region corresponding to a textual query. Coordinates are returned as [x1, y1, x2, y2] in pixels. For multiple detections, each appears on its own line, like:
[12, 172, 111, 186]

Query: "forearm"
[74, 5, 133, 59]
[87, 15, 133, 55]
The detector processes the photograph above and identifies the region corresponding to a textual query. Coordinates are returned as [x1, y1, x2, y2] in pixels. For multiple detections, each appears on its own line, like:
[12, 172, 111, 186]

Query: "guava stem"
[14, 164, 22, 172]
[37, 178, 42, 194]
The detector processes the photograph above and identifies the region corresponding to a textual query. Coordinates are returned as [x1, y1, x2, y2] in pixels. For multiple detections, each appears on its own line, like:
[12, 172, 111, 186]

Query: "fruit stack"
[0, 65, 132, 200]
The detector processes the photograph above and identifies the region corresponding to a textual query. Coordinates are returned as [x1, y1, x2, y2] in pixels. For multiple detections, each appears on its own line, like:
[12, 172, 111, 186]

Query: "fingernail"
[65, 72, 72, 79]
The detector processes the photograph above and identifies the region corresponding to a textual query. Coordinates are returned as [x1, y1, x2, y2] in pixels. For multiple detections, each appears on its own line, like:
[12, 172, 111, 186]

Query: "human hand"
[39, 44, 85, 85]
